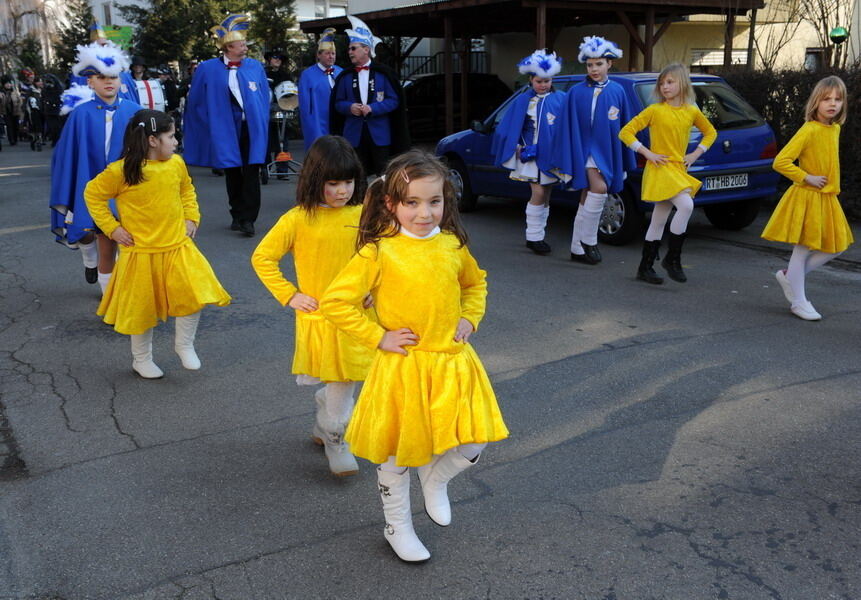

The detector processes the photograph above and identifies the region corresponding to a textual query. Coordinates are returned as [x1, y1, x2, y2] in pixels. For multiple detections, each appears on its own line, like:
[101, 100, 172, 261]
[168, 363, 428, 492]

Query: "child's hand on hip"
[362, 293, 374, 309]
[185, 220, 198, 238]
[111, 226, 134, 247]
[288, 292, 318, 313]
[643, 148, 668, 166]
[379, 328, 418, 355]
[805, 174, 827, 189]
[454, 318, 474, 343]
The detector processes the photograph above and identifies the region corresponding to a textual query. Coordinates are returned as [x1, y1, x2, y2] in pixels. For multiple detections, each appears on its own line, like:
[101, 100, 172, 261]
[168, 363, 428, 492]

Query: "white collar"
[317, 62, 333, 72]
[399, 225, 441, 239]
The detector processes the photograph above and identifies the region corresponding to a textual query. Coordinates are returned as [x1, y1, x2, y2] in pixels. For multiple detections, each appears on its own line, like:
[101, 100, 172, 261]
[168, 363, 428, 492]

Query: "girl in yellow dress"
[320, 150, 509, 563]
[761, 76, 853, 321]
[619, 63, 717, 284]
[84, 109, 231, 379]
[251, 135, 373, 477]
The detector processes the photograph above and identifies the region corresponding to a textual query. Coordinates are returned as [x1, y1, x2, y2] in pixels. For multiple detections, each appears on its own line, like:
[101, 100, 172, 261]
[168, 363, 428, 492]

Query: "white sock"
[457, 443, 486, 461]
[525, 203, 548, 242]
[97, 272, 112, 294]
[581, 192, 607, 246]
[786, 245, 809, 306]
[79, 240, 98, 269]
[570, 206, 586, 254]
[379, 456, 408, 474]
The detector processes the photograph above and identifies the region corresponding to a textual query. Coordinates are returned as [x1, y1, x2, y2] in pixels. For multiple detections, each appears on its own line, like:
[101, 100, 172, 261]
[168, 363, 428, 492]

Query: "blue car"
[436, 72, 780, 245]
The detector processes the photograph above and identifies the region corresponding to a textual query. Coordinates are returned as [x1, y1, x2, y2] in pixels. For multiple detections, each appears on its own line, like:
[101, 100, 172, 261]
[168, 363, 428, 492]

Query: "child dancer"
[557, 36, 633, 264]
[761, 76, 853, 320]
[619, 63, 716, 284]
[51, 43, 142, 292]
[320, 150, 509, 562]
[492, 50, 566, 255]
[84, 110, 231, 378]
[251, 135, 373, 476]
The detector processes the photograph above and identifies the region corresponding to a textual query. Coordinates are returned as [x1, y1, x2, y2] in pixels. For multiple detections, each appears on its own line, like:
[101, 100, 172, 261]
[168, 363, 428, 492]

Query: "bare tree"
[0, 0, 45, 72]
[799, 0, 855, 68]
[753, 0, 804, 70]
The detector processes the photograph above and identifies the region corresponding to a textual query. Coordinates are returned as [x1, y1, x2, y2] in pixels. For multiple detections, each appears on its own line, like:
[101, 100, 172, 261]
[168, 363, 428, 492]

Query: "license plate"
[703, 173, 748, 191]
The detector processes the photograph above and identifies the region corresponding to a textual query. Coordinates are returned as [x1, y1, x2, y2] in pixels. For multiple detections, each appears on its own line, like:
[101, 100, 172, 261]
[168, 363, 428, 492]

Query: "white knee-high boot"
[581, 192, 607, 246]
[174, 312, 201, 370]
[417, 447, 479, 526]
[130, 329, 163, 379]
[312, 384, 359, 476]
[377, 467, 431, 562]
[525, 203, 549, 242]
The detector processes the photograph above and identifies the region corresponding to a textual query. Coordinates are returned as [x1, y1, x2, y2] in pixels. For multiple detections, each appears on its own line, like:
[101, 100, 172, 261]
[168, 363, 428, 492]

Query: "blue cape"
[69, 71, 140, 104]
[49, 97, 142, 244]
[298, 63, 342, 151]
[555, 79, 636, 192]
[182, 57, 270, 168]
[492, 89, 566, 179]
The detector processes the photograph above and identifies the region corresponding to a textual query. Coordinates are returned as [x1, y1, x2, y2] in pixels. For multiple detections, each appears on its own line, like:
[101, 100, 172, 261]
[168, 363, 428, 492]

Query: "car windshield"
[635, 81, 764, 130]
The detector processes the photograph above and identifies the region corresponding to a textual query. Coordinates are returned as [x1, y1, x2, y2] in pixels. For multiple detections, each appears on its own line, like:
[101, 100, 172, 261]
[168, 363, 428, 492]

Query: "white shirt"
[318, 62, 336, 89]
[358, 60, 371, 105]
[399, 225, 441, 239]
[223, 56, 245, 116]
[104, 109, 114, 160]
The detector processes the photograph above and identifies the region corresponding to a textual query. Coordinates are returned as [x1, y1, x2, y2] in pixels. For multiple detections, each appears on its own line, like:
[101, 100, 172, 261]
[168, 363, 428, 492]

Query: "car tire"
[598, 188, 642, 246]
[703, 198, 761, 230]
[446, 156, 478, 212]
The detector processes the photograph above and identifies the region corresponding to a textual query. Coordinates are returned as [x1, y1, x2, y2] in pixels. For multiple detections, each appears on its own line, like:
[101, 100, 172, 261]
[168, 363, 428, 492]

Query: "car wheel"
[446, 156, 477, 213]
[704, 198, 761, 230]
[598, 188, 642, 245]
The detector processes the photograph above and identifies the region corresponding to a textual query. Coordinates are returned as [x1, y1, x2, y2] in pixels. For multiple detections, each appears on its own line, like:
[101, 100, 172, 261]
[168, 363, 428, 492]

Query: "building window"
[329, 3, 347, 16]
[102, 2, 112, 26]
[690, 48, 748, 68]
[315, 0, 327, 18]
[804, 48, 826, 71]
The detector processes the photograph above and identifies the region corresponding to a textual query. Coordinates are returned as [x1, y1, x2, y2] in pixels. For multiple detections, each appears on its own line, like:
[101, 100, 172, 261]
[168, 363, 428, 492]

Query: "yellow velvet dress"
[84, 155, 230, 335]
[320, 231, 509, 467]
[251, 205, 374, 383]
[619, 102, 717, 202]
[761, 120, 853, 254]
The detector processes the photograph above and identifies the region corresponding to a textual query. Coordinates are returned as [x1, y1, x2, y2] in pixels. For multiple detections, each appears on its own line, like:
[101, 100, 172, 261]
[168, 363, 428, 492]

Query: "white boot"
[174, 312, 201, 370]
[377, 467, 431, 562]
[97, 272, 112, 295]
[130, 329, 164, 379]
[417, 448, 478, 526]
[311, 388, 359, 476]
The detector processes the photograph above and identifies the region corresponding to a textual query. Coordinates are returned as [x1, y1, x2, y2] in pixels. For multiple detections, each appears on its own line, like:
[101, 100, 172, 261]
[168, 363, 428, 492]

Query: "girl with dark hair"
[251, 134, 373, 477]
[320, 149, 508, 563]
[84, 109, 231, 379]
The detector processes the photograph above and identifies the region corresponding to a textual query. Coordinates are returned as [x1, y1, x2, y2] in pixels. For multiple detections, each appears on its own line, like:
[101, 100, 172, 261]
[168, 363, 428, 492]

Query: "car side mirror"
[470, 120, 488, 134]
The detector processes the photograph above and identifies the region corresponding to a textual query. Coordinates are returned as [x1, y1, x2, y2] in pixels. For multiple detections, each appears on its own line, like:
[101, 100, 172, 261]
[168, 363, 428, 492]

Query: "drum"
[134, 78, 166, 112]
[274, 80, 299, 111]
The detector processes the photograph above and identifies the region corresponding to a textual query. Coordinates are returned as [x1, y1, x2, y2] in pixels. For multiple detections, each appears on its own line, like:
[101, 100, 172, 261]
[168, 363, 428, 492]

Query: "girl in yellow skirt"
[84, 109, 231, 379]
[761, 76, 853, 321]
[619, 63, 717, 284]
[251, 135, 373, 476]
[320, 150, 509, 563]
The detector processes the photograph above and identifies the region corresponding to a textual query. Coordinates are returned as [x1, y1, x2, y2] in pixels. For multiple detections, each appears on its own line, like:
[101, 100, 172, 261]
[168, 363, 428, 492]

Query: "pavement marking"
[0, 164, 43, 170]
[0, 224, 45, 236]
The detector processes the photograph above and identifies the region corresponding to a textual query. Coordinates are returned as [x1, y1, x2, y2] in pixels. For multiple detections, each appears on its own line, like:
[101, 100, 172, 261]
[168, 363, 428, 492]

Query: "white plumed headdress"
[345, 15, 382, 57]
[60, 83, 95, 115]
[72, 41, 131, 77]
[517, 49, 562, 78]
[577, 36, 623, 63]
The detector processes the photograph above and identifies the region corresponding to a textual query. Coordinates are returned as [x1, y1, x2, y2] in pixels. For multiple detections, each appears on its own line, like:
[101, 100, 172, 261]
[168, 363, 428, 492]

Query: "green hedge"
[716, 68, 861, 219]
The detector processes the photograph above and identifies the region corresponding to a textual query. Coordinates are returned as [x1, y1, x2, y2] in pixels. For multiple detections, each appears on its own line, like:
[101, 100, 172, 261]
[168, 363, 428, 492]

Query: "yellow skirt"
[98, 239, 231, 335]
[292, 311, 375, 383]
[761, 187, 854, 253]
[345, 344, 509, 467]
[641, 161, 702, 202]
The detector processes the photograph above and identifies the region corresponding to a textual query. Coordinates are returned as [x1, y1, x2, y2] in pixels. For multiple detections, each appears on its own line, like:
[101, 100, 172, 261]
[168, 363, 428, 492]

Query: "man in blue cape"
[183, 14, 270, 237]
[298, 28, 342, 151]
[51, 42, 142, 293]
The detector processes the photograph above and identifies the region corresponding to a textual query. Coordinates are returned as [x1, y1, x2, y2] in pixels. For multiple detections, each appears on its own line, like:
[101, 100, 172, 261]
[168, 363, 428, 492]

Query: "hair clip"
[401, 170, 410, 183]
[150, 117, 157, 131]
[137, 122, 145, 127]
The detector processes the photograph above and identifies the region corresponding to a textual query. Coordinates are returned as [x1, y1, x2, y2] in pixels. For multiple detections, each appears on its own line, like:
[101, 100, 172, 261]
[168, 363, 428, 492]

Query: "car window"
[634, 81, 764, 130]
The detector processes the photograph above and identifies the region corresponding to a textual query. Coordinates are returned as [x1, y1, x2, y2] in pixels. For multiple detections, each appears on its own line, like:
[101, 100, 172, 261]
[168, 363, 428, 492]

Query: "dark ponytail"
[121, 109, 174, 186]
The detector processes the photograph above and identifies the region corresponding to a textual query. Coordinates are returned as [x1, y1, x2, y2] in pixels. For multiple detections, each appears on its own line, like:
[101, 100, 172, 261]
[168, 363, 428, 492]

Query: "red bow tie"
[227, 61, 241, 68]
[325, 67, 335, 75]
[355, 65, 369, 72]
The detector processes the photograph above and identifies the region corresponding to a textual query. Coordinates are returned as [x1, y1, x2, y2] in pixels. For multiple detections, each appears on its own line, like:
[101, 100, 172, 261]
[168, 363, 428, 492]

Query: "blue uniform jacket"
[182, 57, 270, 168]
[332, 65, 400, 147]
[49, 97, 142, 244]
[556, 79, 635, 192]
[298, 64, 342, 151]
[492, 89, 566, 180]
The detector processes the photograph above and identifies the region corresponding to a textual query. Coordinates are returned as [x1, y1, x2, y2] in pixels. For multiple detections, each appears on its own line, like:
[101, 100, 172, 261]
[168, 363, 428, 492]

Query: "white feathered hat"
[72, 41, 131, 77]
[517, 49, 562, 78]
[60, 83, 95, 115]
[577, 36, 623, 63]
[345, 15, 382, 57]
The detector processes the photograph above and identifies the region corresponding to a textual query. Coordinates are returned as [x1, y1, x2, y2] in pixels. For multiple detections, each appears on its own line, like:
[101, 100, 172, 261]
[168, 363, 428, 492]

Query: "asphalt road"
[1, 142, 860, 600]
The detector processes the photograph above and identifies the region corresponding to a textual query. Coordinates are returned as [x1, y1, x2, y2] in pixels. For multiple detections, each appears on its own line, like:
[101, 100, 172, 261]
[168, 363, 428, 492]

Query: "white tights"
[378, 443, 487, 474]
[322, 381, 356, 427]
[786, 244, 842, 306]
[645, 191, 694, 241]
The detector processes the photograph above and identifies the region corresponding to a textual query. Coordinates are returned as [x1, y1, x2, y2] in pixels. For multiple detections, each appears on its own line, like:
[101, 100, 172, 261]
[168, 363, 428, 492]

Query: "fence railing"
[401, 52, 487, 79]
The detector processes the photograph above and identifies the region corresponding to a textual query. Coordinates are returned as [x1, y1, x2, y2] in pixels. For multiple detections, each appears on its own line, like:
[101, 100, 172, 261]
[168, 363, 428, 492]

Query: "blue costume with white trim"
[69, 71, 139, 104]
[298, 63, 342, 151]
[332, 65, 400, 147]
[49, 97, 142, 244]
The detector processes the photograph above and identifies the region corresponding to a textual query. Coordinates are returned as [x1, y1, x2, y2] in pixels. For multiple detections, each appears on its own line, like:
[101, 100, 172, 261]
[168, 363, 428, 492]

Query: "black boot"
[661, 233, 687, 283]
[637, 240, 664, 285]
